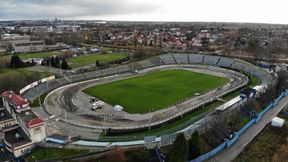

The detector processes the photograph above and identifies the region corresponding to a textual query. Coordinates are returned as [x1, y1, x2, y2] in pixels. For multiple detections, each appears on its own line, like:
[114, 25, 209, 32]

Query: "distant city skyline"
[0, 0, 287, 24]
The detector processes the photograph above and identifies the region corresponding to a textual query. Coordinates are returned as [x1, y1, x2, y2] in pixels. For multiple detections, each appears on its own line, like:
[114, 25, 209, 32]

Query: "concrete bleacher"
[137, 60, 154, 69]
[203, 55, 220, 66]
[188, 54, 204, 64]
[148, 57, 162, 66]
[231, 61, 246, 71]
[173, 54, 189, 64]
[22, 53, 275, 102]
[121, 65, 132, 73]
[253, 70, 264, 78]
[217, 57, 234, 68]
[243, 66, 255, 74]
[159, 54, 176, 64]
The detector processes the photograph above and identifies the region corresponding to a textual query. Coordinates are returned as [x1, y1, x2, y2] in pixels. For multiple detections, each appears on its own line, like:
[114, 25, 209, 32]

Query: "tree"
[54, 56, 60, 68]
[10, 54, 23, 68]
[246, 99, 261, 114]
[96, 60, 100, 67]
[106, 146, 125, 162]
[248, 37, 260, 54]
[101, 49, 109, 55]
[189, 131, 202, 160]
[276, 70, 288, 92]
[133, 33, 138, 48]
[203, 112, 227, 147]
[130, 151, 150, 162]
[50, 56, 55, 67]
[31, 59, 35, 66]
[61, 58, 69, 70]
[169, 133, 188, 162]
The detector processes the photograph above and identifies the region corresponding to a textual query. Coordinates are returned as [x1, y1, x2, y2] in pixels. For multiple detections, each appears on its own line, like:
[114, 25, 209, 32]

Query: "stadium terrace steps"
[188, 54, 204, 64]
[173, 54, 189, 64]
[159, 54, 176, 64]
[22, 53, 275, 102]
[217, 57, 234, 68]
[148, 56, 162, 66]
[203, 55, 220, 66]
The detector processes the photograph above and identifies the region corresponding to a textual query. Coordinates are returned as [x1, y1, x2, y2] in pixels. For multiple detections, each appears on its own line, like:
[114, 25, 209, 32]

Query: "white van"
[91, 101, 105, 110]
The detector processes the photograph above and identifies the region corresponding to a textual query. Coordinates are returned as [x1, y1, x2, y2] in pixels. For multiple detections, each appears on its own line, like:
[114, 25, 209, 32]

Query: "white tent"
[113, 105, 124, 112]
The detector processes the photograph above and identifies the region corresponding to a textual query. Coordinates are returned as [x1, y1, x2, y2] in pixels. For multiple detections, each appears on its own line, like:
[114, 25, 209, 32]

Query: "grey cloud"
[0, 0, 159, 19]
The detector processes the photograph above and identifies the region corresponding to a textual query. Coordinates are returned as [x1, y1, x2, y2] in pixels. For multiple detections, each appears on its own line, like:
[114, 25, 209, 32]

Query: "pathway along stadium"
[22, 53, 275, 144]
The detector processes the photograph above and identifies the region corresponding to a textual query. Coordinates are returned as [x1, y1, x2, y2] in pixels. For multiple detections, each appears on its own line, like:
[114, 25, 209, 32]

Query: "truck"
[91, 101, 105, 110]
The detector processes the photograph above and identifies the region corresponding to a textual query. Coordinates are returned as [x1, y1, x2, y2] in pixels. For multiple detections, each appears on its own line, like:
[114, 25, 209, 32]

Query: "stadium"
[21, 53, 274, 144]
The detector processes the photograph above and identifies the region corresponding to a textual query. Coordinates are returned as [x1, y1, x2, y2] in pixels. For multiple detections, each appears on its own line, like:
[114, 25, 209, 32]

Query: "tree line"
[9, 54, 70, 70]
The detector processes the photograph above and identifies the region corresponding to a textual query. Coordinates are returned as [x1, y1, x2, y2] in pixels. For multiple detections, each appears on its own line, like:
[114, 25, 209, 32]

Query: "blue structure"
[46, 137, 67, 145]
[189, 90, 288, 162]
[240, 88, 257, 99]
[155, 145, 165, 162]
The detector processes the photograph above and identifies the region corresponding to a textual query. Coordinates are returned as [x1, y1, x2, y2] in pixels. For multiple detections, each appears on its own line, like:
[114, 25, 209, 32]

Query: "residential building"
[12, 40, 45, 53]
[0, 34, 45, 53]
[1, 91, 46, 158]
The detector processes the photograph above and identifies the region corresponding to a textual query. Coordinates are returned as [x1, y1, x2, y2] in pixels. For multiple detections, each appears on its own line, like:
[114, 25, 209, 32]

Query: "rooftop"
[1, 91, 29, 106]
[241, 88, 256, 95]
[4, 126, 32, 148]
[19, 110, 44, 128]
[19, 110, 38, 122]
[0, 109, 13, 122]
[10, 94, 28, 106]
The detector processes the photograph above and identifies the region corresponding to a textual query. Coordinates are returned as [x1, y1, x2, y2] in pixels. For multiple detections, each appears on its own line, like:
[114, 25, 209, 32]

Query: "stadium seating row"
[158, 54, 274, 85]
[22, 53, 274, 101]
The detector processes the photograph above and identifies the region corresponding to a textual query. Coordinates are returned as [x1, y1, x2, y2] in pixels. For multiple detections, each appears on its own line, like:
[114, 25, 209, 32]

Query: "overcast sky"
[0, 0, 288, 24]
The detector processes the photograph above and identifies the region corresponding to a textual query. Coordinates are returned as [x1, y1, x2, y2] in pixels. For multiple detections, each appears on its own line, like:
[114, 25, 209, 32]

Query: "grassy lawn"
[247, 73, 260, 87]
[26, 147, 89, 161]
[68, 53, 128, 68]
[0, 68, 51, 80]
[0, 51, 65, 62]
[0, 68, 52, 93]
[84, 69, 228, 114]
[98, 89, 241, 142]
[30, 92, 48, 107]
[97, 72, 259, 142]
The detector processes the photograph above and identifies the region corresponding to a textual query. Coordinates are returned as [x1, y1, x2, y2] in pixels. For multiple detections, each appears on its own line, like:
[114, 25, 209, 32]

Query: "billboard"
[41, 75, 55, 83]
[19, 75, 55, 94]
[19, 81, 39, 94]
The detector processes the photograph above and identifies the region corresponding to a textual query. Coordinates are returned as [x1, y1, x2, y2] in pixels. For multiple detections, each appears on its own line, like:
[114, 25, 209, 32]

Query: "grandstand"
[173, 54, 189, 64]
[159, 54, 176, 64]
[203, 55, 221, 66]
[217, 57, 234, 68]
[188, 54, 204, 64]
[22, 53, 275, 103]
[148, 56, 162, 66]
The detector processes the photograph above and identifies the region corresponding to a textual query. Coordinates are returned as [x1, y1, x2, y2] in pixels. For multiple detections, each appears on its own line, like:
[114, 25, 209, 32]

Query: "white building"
[12, 40, 45, 53]
[0, 34, 45, 53]
[1, 91, 46, 158]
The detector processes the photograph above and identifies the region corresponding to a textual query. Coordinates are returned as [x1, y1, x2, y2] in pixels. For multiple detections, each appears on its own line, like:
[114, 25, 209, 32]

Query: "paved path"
[206, 95, 288, 162]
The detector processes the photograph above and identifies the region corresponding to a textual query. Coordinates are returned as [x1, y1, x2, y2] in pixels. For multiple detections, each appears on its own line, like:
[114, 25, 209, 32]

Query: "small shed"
[271, 117, 285, 127]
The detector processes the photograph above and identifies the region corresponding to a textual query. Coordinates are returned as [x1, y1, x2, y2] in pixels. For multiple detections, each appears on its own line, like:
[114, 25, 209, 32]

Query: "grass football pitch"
[67, 53, 128, 68]
[83, 69, 228, 113]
